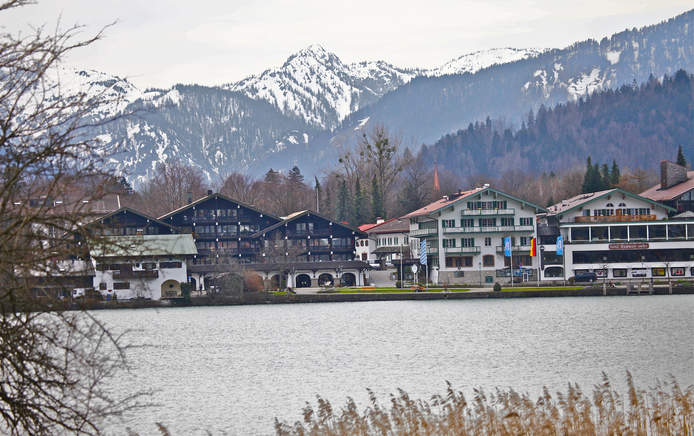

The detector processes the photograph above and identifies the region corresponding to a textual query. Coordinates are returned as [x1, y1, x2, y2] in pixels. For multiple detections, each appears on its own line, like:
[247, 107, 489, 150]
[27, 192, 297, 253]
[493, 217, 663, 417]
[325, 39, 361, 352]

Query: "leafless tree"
[135, 159, 209, 217]
[0, 1, 146, 434]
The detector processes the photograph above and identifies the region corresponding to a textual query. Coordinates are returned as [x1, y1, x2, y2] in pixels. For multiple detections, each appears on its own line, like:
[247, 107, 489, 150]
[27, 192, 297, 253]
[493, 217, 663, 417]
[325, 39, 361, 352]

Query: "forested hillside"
[421, 70, 694, 176]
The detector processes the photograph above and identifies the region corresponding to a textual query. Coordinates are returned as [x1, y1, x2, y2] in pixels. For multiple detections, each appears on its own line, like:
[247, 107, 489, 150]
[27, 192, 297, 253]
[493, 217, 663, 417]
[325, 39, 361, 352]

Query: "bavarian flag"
[530, 238, 537, 257]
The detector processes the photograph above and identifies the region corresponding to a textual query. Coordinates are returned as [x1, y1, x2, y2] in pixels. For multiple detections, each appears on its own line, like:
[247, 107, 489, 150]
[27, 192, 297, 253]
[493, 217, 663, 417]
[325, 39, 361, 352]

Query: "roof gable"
[158, 192, 281, 223]
[85, 207, 178, 232]
[404, 187, 547, 218]
[547, 188, 676, 216]
[252, 209, 366, 238]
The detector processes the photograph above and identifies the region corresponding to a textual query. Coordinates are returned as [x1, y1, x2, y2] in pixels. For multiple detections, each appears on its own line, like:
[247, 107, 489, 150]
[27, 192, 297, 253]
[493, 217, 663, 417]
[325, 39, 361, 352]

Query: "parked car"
[573, 271, 597, 283]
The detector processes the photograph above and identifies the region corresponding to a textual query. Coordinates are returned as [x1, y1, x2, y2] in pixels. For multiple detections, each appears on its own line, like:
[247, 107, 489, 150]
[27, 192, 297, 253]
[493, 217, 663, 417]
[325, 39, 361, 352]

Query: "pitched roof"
[358, 223, 379, 232]
[403, 188, 484, 218]
[84, 207, 178, 232]
[546, 188, 676, 216]
[366, 217, 410, 234]
[89, 234, 198, 258]
[403, 186, 546, 218]
[251, 209, 366, 238]
[640, 171, 694, 202]
[158, 192, 281, 222]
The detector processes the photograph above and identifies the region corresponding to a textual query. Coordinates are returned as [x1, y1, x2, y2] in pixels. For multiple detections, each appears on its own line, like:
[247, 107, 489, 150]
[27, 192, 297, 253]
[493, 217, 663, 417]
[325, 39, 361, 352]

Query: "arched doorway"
[341, 272, 356, 287]
[295, 274, 311, 288]
[270, 274, 281, 289]
[545, 266, 564, 278]
[317, 273, 334, 287]
[161, 279, 181, 298]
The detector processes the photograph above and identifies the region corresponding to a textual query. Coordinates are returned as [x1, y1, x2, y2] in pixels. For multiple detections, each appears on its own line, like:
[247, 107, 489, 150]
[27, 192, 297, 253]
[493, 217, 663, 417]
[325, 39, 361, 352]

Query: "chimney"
[660, 161, 688, 189]
[207, 189, 213, 196]
[376, 217, 384, 224]
[187, 191, 193, 204]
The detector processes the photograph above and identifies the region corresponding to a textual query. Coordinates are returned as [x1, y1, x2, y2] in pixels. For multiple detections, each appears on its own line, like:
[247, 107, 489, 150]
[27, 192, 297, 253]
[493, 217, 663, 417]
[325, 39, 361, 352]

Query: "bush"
[395, 280, 402, 288]
[244, 271, 265, 293]
[180, 283, 192, 304]
[493, 282, 502, 292]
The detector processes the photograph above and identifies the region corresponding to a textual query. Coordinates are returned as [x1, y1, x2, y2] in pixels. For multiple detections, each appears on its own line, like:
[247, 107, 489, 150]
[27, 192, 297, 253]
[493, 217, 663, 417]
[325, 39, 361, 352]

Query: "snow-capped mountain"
[226, 44, 421, 130]
[68, 8, 693, 186]
[429, 47, 545, 76]
[225, 45, 544, 130]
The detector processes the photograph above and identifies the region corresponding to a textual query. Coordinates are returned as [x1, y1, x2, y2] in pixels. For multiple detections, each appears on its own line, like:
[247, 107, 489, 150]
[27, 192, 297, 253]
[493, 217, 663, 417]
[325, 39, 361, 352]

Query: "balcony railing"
[574, 214, 657, 223]
[444, 246, 481, 254]
[495, 245, 532, 253]
[443, 225, 534, 234]
[112, 270, 158, 279]
[461, 208, 515, 216]
[411, 228, 438, 237]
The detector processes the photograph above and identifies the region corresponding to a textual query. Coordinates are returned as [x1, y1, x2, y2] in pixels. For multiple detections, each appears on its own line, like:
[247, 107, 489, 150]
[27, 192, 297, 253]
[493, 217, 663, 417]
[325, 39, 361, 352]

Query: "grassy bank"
[325, 287, 471, 294]
[275, 372, 693, 435]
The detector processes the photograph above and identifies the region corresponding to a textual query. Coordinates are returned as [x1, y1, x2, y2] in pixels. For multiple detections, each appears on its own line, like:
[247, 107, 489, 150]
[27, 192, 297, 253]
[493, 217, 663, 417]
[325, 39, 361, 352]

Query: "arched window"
[605, 203, 614, 207]
[618, 202, 626, 207]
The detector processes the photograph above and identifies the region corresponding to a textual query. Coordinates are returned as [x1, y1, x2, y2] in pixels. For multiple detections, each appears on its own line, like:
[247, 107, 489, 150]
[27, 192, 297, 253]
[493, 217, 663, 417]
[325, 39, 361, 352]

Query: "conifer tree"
[337, 180, 349, 222]
[314, 176, 321, 212]
[371, 176, 384, 220]
[610, 160, 621, 186]
[677, 145, 687, 167]
[353, 177, 365, 225]
[601, 163, 611, 189]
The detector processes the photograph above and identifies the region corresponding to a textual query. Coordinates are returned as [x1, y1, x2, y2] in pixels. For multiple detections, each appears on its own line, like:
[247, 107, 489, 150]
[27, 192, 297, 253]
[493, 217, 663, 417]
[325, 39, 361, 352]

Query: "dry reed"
[275, 372, 692, 436]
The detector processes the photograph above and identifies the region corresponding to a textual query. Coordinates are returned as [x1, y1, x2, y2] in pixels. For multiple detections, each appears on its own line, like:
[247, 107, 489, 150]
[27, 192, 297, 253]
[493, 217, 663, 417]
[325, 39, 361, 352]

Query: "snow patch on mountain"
[430, 48, 545, 76]
[567, 68, 605, 100]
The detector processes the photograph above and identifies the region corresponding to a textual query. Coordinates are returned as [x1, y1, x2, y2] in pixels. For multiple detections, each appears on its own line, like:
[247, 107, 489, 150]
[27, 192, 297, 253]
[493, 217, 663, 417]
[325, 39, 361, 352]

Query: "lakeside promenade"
[76, 285, 694, 310]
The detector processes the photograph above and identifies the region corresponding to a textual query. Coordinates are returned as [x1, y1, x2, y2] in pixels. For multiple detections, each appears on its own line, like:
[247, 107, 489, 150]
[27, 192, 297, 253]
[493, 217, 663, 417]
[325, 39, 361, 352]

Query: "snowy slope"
[430, 47, 545, 76]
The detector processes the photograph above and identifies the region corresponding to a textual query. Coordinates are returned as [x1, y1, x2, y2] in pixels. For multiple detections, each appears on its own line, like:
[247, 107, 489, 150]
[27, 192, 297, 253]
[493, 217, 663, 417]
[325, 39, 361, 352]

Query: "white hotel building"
[537, 188, 694, 281]
[405, 186, 546, 285]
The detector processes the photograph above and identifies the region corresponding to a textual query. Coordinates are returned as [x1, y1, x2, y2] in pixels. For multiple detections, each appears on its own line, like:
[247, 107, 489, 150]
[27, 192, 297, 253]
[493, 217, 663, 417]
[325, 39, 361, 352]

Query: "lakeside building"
[356, 218, 418, 266]
[157, 192, 368, 290]
[86, 207, 197, 300]
[405, 186, 546, 285]
[248, 209, 367, 287]
[537, 188, 694, 281]
[640, 160, 694, 214]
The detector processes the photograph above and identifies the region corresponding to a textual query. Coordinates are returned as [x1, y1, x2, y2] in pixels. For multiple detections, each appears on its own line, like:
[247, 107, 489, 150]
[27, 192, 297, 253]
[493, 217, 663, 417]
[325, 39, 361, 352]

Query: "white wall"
[92, 257, 188, 300]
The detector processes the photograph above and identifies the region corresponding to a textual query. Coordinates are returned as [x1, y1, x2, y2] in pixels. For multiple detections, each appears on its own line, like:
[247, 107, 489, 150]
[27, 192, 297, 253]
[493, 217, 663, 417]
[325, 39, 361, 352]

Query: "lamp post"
[665, 261, 671, 295]
[478, 261, 482, 287]
[602, 255, 608, 296]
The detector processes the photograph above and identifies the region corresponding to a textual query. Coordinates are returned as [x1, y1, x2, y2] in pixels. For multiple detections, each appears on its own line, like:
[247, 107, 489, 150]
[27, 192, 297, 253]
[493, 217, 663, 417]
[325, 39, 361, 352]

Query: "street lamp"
[478, 261, 482, 287]
[602, 255, 608, 296]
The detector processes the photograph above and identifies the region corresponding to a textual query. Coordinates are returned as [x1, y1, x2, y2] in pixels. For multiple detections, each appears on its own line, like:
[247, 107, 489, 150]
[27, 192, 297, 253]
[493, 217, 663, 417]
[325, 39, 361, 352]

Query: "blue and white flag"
[504, 237, 511, 257]
[556, 235, 564, 255]
[419, 240, 427, 265]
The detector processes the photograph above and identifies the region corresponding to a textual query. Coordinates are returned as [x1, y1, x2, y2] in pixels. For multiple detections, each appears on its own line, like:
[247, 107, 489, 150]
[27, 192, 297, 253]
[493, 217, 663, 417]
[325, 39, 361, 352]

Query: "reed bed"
[274, 372, 692, 436]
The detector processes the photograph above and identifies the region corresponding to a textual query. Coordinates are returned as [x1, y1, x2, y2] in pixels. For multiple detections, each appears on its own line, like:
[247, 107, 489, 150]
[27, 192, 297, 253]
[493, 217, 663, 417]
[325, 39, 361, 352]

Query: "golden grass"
[274, 372, 693, 435]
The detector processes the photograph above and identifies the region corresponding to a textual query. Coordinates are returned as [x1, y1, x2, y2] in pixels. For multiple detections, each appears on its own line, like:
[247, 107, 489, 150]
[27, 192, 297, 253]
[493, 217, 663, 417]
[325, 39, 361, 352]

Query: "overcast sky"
[3, 0, 692, 89]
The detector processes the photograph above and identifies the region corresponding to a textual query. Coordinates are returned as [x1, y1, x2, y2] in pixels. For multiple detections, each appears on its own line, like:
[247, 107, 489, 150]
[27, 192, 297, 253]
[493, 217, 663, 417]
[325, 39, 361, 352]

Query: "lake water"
[96, 295, 694, 435]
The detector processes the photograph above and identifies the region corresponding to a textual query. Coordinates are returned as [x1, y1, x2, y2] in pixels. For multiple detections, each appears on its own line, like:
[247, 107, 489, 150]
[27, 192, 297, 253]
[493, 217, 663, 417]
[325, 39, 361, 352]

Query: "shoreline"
[76, 286, 694, 310]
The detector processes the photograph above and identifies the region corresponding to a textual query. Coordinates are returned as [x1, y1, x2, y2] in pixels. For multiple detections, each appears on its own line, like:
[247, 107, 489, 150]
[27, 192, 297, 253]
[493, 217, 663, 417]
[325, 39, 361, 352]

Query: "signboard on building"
[608, 243, 649, 250]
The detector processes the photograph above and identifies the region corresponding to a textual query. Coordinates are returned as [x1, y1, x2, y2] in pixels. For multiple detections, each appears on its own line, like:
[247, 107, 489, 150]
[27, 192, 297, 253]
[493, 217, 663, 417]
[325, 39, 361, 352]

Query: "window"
[160, 261, 182, 269]
[671, 267, 685, 277]
[445, 257, 472, 267]
[466, 200, 507, 210]
[519, 217, 533, 226]
[442, 239, 456, 248]
[113, 282, 130, 290]
[479, 218, 496, 227]
[98, 282, 107, 290]
[500, 217, 514, 226]
[613, 269, 627, 278]
[442, 219, 455, 228]
[483, 255, 495, 267]
[484, 237, 491, 246]
[651, 268, 666, 277]
[461, 238, 475, 247]
[520, 237, 529, 246]
[460, 218, 474, 227]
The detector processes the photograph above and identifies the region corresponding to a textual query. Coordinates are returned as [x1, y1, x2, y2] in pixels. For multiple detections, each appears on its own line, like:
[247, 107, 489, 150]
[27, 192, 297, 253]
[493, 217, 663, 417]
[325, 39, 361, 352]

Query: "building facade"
[640, 161, 694, 214]
[406, 186, 545, 285]
[538, 188, 694, 281]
